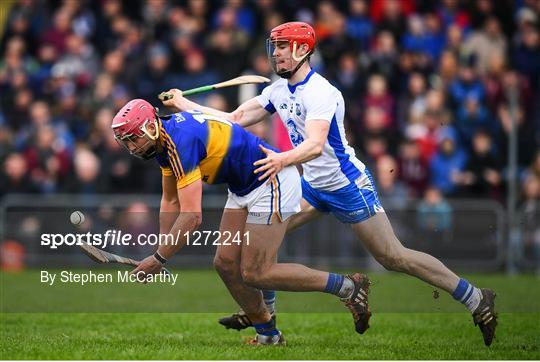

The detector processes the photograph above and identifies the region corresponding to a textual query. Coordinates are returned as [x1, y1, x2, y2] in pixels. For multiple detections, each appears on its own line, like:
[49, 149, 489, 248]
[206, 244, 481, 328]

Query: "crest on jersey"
[286, 118, 304, 146]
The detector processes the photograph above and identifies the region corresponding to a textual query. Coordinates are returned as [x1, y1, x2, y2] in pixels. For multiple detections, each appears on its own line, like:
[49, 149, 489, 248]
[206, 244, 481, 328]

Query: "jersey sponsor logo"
[286, 119, 304, 146]
[279, 103, 287, 110]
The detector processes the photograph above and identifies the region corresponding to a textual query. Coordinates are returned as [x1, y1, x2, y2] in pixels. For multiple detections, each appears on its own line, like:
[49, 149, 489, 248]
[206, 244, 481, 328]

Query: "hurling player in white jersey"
[163, 22, 497, 345]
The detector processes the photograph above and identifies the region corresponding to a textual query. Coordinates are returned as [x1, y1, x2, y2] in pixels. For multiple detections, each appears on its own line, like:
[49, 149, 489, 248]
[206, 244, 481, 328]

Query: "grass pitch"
[1, 270, 539, 359]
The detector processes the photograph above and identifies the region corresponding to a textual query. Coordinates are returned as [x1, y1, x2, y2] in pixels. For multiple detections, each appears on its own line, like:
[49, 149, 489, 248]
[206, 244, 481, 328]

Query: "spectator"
[401, 14, 443, 63]
[368, 31, 399, 87]
[397, 72, 427, 131]
[141, 0, 170, 41]
[24, 125, 70, 193]
[423, 12, 446, 61]
[455, 130, 502, 200]
[7, 88, 33, 130]
[345, 0, 374, 50]
[318, 12, 357, 73]
[63, 147, 103, 194]
[430, 127, 467, 195]
[12, 101, 71, 154]
[438, 50, 458, 88]
[448, 54, 486, 111]
[33, 43, 58, 95]
[136, 43, 173, 101]
[362, 134, 389, 172]
[407, 108, 445, 164]
[463, 16, 507, 75]
[363, 74, 394, 129]
[41, 8, 72, 55]
[445, 24, 464, 55]
[520, 173, 540, 276]
[94, 0, 124, 53]
[375, 0, 408, 43]
[437, 0, 470, 31]
[0, 153, 37, 197]
[214, 0, 256, 36]
[176, 49, 219, 106]
[512, 22, 540, 91]
[497, 101, 536, 168]
[375, 154, 409, 208]
[455, 94, 494, 147]
[398, 139, 430, 197]
[54, 33, 99, 87]
[335, 52, 365, 102]
[483, 53, 506, 113]
[416, 185, 452, 232]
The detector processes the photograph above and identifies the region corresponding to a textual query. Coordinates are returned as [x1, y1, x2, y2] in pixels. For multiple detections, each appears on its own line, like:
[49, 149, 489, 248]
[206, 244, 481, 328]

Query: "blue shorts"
[301, 169, 384, 224]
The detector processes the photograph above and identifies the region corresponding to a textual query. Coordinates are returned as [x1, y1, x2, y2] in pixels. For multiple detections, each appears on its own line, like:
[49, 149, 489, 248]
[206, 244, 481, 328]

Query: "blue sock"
[262, 290, 276, 315]
[253, 319, 279, 336]
[324, 273, 345, 295]
[452, 278, 482, 312]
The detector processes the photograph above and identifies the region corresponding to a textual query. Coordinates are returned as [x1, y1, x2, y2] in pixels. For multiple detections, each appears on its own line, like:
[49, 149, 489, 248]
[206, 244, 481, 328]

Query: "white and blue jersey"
[256, 69, 383, 223]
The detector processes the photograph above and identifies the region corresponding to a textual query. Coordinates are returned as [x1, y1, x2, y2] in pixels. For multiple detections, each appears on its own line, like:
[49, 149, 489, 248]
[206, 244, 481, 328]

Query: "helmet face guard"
[114, 118, 159, 160]
[266, 38, 310, 79]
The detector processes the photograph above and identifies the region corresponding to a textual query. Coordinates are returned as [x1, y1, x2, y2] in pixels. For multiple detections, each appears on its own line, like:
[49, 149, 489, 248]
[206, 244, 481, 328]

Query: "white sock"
[465, 287, 483, 313]
[337, 276, 355, 299]
[266, 302, 275, 315]
[263, 290, 276, 315]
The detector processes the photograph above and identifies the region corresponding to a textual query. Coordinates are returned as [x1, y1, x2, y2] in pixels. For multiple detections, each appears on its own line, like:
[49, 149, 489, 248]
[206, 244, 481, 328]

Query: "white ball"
[70, 211, 85, 225]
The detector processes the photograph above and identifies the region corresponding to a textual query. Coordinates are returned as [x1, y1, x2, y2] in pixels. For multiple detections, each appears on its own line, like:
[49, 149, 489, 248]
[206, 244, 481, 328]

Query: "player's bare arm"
[158, 179, 203, 258]
[253, 119, 329, 181]
[161, 89, 267, 127]
[159, 173, 180, 234]
[132, 180, 203, 276]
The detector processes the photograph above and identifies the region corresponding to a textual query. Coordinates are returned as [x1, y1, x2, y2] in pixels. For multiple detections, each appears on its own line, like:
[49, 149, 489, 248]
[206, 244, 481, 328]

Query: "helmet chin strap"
[277, 41, 310, 79]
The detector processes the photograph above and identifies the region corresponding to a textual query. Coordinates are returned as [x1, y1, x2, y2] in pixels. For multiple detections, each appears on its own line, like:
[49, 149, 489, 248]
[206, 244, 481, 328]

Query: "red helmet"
[269, 22, 316, 55]
[111, 99, 159, 160]
[267, 22, 316, 78]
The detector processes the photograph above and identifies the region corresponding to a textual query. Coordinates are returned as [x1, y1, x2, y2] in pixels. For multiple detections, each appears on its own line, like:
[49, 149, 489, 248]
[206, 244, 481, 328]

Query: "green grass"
[1, 270, 539, 359]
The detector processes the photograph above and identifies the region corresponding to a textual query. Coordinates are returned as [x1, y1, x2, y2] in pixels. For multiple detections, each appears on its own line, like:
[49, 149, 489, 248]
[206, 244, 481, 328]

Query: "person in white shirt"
[162, 21, 497, 346]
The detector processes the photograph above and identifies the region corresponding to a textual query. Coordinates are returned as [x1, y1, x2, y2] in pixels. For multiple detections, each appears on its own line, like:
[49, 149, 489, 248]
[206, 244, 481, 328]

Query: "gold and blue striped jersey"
[156, 111, 277, 196]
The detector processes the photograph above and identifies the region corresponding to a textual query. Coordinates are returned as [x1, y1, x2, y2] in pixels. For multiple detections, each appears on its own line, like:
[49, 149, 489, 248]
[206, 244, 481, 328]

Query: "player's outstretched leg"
[214, 209, 276, 331]
[241, 219, 372, 335]
[218, 199, 320, 331]
[351, 212, 497, 345]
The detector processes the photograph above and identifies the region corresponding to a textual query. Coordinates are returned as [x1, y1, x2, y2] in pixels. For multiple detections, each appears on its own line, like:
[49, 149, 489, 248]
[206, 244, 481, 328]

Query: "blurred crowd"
[1, 0, 539, 211]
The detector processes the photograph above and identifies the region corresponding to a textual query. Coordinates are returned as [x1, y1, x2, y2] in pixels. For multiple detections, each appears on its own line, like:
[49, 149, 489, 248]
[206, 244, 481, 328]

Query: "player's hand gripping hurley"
[79, 242, 172, 276]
